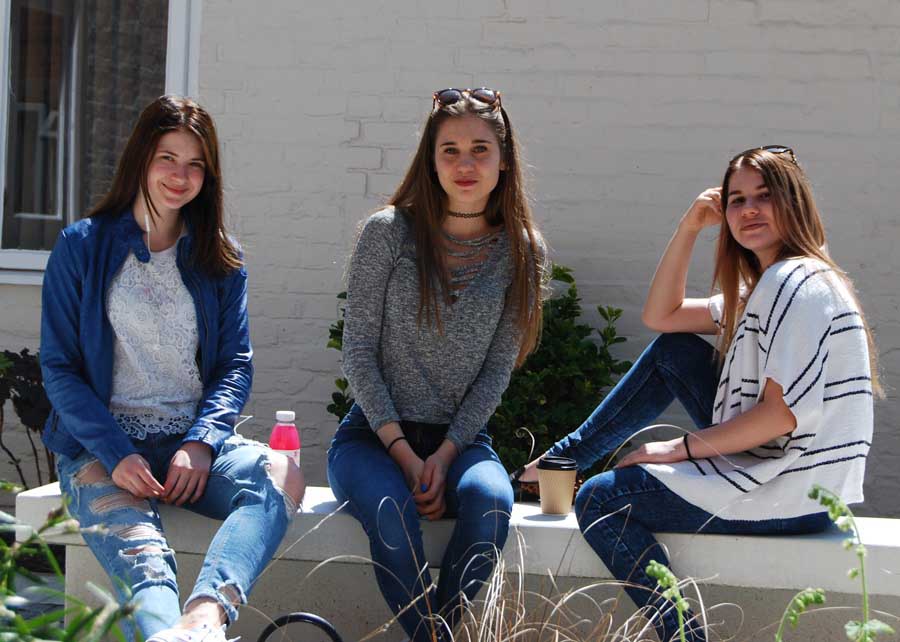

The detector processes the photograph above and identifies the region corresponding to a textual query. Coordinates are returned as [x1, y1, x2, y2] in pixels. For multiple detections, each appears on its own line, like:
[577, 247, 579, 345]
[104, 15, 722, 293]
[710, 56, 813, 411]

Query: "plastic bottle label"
[273, 448, 301, 467]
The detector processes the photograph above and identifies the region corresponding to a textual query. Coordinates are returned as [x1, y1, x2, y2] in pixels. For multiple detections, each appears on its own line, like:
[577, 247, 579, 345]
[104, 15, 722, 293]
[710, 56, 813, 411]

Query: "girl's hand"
[111, 454, 165, 498]
[394, 451, 426, 495]
[415, 451, 451, 520]
[615, 437, 687, 468]
[680, 188, 723, 233]
[163, 441, 213, 505]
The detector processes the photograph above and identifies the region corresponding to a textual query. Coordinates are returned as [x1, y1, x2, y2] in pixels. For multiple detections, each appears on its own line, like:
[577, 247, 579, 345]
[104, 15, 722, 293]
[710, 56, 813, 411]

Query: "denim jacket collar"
[112, 209, 195, 264]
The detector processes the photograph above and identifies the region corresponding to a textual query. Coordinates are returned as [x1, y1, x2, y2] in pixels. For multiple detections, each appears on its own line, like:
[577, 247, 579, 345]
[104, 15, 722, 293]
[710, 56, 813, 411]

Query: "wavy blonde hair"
[714, 148, 882, 397]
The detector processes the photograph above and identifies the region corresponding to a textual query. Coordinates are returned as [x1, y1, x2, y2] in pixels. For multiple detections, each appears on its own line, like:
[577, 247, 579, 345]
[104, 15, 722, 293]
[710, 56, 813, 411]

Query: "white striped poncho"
[642, 258, 874, 520]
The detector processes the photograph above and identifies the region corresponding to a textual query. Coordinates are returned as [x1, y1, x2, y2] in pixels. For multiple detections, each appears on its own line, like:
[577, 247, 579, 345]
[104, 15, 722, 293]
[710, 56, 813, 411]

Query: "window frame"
[0, 0, 201, 284]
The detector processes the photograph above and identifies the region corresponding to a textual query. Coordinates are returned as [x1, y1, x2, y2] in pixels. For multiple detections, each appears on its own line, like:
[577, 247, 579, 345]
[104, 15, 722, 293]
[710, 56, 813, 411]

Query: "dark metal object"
[257, 612, 344, 642]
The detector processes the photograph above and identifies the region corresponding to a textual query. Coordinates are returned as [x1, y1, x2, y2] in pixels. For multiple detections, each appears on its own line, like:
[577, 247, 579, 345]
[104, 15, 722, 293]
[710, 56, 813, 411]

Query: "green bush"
[326, 264, 631, 473]
[0, 349, 55, 489]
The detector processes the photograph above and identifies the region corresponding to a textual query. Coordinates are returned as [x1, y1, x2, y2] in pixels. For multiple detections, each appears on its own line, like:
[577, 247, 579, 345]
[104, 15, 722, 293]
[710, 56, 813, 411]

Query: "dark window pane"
[3, 0, 74, 251]
[2, 0, 168, 252]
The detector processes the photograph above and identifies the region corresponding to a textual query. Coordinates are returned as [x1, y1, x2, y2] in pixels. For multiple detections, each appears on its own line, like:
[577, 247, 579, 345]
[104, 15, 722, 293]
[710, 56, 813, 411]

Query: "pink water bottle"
[269, 410, 301, 466]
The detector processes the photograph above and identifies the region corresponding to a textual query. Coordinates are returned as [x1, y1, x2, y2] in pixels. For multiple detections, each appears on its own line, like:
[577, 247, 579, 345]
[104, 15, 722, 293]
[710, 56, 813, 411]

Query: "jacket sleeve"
[40, 231, 138, 474]
[183, 264, 253, 454]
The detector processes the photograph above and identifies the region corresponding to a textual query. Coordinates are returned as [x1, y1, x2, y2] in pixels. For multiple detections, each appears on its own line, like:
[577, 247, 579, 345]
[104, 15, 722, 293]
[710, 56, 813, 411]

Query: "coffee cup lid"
[537, 455, 577, 471]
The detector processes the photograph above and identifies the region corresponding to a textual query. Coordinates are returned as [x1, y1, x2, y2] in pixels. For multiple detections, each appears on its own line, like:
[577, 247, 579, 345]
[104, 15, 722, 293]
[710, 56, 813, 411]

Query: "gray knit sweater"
[342, 207, 524, 452]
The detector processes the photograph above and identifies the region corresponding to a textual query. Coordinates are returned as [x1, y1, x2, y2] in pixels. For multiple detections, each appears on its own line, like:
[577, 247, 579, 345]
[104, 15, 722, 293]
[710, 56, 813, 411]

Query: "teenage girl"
[328, 88, 545, 641]
[41, 96, 305, 642]
[516, 146, 878, 641]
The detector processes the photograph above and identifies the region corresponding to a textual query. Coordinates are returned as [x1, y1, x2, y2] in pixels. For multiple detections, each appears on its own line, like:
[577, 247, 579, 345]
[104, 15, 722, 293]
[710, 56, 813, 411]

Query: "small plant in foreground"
[0, 481, 137, 641]
[775, 587, 826, 641]
[809, 484, 895, 642]
[646, 560, 690, 642]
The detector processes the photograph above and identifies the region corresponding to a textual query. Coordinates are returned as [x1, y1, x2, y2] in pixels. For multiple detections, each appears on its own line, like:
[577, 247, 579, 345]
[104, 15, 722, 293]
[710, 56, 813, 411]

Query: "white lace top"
[107, 244, 203, 440]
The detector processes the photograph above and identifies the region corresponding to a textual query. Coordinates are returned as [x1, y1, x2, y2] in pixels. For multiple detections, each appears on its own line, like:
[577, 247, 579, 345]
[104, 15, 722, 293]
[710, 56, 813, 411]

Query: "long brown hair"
[388, 96, 545, 366]
[87, 95, 240, 276]
[714, 148, 882, 396]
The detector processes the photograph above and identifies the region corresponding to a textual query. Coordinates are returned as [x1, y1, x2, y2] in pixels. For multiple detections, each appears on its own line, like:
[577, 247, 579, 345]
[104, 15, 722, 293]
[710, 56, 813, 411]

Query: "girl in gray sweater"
[327, 88, 545, 642]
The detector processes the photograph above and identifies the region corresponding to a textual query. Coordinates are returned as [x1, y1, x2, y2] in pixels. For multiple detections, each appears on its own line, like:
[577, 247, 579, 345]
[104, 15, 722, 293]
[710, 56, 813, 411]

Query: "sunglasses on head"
[732, 145, 798, 165]
[432, 87, 502, 111]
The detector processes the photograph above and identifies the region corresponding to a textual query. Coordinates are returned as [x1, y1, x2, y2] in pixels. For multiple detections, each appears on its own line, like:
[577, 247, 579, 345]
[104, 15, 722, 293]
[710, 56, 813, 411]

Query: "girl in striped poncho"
[516, 146, 880, 642]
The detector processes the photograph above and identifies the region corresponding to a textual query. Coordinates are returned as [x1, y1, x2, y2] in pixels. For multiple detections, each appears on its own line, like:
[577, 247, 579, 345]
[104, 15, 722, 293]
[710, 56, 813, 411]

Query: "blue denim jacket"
[40, 210, 253, 474]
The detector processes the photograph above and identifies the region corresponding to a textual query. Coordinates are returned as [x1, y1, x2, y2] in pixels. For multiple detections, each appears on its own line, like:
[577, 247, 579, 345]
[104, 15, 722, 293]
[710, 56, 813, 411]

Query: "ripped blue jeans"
[57, 432, 297, 640]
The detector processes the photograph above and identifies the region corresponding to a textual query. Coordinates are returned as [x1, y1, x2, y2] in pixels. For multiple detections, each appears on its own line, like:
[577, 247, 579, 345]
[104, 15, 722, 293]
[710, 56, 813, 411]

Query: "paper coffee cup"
[537, 455, 578, 515]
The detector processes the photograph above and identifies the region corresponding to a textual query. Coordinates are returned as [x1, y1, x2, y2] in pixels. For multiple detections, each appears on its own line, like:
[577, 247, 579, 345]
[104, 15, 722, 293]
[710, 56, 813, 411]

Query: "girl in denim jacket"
[40, 96, 304, 642]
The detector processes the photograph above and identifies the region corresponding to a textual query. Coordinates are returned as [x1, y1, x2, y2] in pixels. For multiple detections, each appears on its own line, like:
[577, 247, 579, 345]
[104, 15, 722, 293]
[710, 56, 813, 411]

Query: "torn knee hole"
[112, 523, 164, 542]
[265, 454, 304, 506]
[90, 491, 151, 515]
[123, 545, 165, 556]
[74, 459, 111, 486]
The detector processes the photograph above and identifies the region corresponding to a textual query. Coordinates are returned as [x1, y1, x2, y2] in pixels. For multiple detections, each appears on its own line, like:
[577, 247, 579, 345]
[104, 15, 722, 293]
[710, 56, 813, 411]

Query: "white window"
[0, 0, 200, 285]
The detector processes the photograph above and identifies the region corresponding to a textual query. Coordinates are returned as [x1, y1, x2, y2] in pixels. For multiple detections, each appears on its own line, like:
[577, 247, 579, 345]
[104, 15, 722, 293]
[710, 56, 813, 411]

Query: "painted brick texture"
[195, 0, 900, 517]
[2, 1, 898, 518]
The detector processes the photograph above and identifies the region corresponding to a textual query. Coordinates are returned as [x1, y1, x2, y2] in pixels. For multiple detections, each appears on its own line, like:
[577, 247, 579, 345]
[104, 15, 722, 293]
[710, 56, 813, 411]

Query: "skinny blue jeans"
[549, 333, 830, 642]
[57, 432, 296, 640]
[327, 405, 513, 642]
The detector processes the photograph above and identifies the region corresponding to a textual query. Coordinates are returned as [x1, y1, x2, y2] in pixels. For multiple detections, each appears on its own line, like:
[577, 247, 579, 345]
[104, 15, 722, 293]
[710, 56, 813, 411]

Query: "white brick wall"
[2, 0, 898, 517]
[197, 0, 900, 516]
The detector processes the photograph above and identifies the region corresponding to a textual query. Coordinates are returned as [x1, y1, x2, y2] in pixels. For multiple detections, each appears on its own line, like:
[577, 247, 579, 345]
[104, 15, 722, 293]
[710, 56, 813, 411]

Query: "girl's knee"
[266, 452, 305, 507]
[650, 332, 701, 354]
[574, 473, 615, 526]
[457, 474, 514, 517]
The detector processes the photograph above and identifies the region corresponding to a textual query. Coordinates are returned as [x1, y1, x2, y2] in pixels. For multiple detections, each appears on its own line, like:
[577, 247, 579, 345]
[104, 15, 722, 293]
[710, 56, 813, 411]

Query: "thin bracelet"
[682, 433, 695, 461]
[387, 436, 408, 453]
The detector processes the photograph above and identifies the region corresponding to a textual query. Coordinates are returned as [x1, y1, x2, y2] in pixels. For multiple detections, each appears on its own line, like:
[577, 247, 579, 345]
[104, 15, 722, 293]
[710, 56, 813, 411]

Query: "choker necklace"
[448, 209, 486, 219]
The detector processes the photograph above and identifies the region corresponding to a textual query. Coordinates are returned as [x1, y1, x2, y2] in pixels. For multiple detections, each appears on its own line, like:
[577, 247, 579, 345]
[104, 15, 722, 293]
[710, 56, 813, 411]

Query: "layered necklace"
[441, 227, 502, 293]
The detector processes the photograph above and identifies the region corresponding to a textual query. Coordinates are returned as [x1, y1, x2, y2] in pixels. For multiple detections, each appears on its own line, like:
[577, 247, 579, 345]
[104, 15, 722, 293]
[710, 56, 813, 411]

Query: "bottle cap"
[276, 410, 295, 423]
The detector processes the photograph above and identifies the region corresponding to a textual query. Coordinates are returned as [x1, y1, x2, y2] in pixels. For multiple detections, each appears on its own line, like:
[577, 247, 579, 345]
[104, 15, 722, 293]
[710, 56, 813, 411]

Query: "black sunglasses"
[432, 87, 502, 111]
[732, 145, 798, 165]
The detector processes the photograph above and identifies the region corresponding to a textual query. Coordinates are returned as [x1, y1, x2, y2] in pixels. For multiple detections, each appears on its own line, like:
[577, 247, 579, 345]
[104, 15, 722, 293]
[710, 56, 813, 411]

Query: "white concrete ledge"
[15, 484, 900, 597]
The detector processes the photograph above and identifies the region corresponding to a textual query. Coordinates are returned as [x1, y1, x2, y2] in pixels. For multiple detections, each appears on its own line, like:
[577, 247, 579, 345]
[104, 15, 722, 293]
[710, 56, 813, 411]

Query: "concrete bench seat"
[15, 484, 900, 640]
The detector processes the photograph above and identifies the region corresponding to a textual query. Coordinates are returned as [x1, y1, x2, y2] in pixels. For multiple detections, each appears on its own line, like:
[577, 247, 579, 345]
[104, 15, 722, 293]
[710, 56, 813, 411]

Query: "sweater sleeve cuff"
[445, 430, 468, 456]
[369, 410, 402, 433]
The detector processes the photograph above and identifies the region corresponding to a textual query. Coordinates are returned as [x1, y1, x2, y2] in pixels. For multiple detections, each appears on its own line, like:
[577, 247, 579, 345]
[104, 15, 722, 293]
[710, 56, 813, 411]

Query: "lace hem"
[114, 412, 193, 441]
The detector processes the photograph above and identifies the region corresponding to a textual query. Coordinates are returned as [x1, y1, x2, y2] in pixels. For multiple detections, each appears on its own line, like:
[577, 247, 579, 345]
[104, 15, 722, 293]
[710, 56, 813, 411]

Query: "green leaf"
[549, 264, 575, 283]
